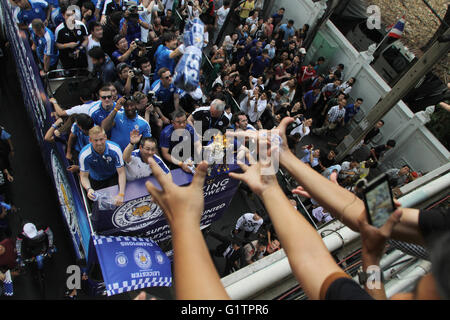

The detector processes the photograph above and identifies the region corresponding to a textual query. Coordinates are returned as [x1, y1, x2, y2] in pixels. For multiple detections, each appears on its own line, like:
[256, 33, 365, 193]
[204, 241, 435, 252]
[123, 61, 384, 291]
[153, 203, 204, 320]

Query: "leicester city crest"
[134, 248, 152, 270]
[112, 195, 164, 232]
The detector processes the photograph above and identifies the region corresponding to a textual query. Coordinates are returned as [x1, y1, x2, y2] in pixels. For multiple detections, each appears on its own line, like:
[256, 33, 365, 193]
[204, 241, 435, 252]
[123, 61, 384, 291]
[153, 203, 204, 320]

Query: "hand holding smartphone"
[362, 173, 396, 228]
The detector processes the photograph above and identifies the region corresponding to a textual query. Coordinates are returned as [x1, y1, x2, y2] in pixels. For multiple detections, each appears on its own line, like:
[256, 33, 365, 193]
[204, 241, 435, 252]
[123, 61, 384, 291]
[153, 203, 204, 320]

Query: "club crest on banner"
[134, 248, 152, 270]
[112, 196, 164, 231]
[115, 253, 128, 267]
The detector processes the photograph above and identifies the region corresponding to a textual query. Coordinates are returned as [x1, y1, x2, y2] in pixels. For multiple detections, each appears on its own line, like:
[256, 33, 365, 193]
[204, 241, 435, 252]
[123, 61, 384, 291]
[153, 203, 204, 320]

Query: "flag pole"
[373, 15, 405, 55]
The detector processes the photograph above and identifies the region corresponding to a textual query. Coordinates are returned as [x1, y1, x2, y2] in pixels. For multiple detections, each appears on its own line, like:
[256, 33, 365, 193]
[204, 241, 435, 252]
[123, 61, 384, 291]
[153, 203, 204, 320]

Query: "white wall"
[302, 17, 449, 173]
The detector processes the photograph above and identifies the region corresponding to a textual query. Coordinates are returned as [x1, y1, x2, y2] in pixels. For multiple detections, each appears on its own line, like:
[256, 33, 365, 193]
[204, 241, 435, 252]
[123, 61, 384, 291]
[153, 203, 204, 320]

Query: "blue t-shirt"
[0, 129, 11, 140]
[154, 44, 175, 80]
[79, 140, 124, 181]
[150, 79, 183, 104]
[279, 24, 295, 41]
[159, 123, 198, 153]
[71, 123, 90, 152]
[344, 104, 360, 123]
[14, 0, 48, 25]
[301, 149, 319, 168]
[303, 90, 319, 110]
[109, 111, 151, 150]
[119, 17, 143, 44]
[29, 26, 59, 67]
[88, 101, 116, 126]
[251, 55, 270, 77]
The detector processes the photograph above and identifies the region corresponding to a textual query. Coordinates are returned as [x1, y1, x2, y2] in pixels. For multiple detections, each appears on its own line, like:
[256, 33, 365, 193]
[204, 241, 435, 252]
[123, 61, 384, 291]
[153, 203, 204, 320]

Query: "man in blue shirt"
[249, 49, 270, 78]
[302, 88, 321, 113]
[119, 5, 149, 44]
[66, 114, 94, 166]
[271, 7, 285, 28]
[88, 46, 117, 83]
[153, 31, 183, 80]
[279, 20, 295, 42]
[79, 126, 126, 205]
[88, 86, 117, 125]
[111, 34, 137, 65]
[159, 111, 201, 173]
[29, 18, 59, 76]
[344, 98, 363, 124]
[101, 96, 151, 151]
[13, 0, 49, 29]
[150, 67, 183, 118]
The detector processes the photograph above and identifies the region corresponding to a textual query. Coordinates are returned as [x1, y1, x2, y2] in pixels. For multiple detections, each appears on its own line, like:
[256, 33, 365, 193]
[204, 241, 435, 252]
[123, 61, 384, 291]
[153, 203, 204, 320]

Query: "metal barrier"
[45, 68, 91, 98]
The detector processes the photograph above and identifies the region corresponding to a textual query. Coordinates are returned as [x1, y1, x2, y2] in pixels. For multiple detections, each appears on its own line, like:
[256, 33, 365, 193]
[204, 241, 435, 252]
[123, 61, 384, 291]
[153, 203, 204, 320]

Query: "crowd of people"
[3, 0, 448, 300]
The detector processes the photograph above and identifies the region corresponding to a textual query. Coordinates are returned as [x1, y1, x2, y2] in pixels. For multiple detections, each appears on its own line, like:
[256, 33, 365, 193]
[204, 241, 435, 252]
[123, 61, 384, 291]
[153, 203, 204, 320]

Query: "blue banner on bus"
[92, 235, 172, 296]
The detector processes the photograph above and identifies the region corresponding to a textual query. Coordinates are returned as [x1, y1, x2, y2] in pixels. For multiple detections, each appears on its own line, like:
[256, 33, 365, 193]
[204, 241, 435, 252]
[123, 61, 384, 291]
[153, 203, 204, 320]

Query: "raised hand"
[145, 159, 208, 228]
[129, 129, 142, 145]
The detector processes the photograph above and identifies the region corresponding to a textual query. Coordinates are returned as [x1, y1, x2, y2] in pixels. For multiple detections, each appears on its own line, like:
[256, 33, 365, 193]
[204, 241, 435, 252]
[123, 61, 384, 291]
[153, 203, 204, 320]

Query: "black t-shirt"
[371, 144, 387, 159]
[364, 127, 380, 144]
[55, 21, 88, 68]
[320, 154, 336, 169]
[191, 106, 230, 137]
[418, 207, 450, 247]
[325, 277, 374, 300]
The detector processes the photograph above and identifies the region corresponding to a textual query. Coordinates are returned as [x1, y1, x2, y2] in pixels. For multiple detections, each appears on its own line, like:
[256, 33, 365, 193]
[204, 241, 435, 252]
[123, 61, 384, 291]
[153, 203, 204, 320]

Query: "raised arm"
[145, 159, 230, 300]
[229, 160, 344, 300]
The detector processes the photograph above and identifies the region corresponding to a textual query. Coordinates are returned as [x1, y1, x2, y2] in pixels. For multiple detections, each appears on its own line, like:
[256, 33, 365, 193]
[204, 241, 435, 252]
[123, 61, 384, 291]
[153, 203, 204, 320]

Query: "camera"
[147, 91, 163, 106]
[125, 3, 140, 22]
[134, 38, 146, 48]
[131, 67, 143, 77]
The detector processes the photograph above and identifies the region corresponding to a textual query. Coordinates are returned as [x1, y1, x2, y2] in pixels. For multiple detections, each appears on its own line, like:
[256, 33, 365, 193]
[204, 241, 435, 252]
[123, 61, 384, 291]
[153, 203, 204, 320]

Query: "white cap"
[299, 48, 307, 54]
[23, 223, 38, 239]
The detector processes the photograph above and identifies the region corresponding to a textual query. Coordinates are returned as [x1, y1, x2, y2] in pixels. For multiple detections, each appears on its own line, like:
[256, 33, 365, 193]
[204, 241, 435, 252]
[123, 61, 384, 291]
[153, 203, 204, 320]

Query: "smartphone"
[362, 173, 395, 228]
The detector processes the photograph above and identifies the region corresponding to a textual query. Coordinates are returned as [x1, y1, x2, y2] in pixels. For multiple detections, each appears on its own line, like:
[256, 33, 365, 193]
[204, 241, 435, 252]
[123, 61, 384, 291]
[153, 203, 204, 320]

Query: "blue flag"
[173, 18, 204, 92]
[93, 235, 172, 296]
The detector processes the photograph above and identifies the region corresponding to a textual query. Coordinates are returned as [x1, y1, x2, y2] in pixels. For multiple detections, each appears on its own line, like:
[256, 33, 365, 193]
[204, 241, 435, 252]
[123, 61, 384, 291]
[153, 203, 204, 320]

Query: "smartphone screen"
[363, 174, 395, 228]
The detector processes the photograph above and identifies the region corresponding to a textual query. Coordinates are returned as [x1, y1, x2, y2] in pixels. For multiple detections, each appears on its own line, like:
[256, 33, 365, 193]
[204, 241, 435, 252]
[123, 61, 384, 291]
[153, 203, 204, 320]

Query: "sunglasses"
[100, 95, 113, 100]
[163, 75, 172, 79]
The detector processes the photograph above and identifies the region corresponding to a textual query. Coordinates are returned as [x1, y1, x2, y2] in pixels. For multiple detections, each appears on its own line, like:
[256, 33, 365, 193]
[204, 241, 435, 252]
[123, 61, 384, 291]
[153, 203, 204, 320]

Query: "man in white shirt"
[239, 86, 267, 125]
[86, 21, 103, 72]
[123, 130, 171, 181]
[232, 212, 263, 239]
[213, 1, 230, 44]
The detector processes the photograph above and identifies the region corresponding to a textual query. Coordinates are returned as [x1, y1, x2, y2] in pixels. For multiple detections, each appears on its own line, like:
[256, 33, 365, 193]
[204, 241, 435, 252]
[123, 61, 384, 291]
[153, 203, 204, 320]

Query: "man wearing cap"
[16, 222, 54, 265]
[101, 96, 151, 151]
[79, 126, 126, 204]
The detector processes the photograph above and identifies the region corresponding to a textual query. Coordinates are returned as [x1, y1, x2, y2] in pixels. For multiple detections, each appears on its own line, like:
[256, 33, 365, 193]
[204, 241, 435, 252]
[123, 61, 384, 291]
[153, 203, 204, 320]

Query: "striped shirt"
[327, 105, 346, 123]
[125, 151, 169, 181]
[29, 26, 59, 67]
[14, 0, 48, 25]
